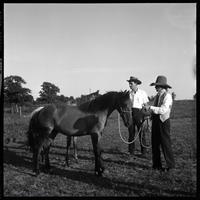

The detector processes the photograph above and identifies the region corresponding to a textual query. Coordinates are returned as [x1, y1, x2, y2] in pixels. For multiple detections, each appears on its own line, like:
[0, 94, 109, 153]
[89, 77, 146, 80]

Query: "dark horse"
[27, 91, 132, 176]
[66, 90, 101, 165]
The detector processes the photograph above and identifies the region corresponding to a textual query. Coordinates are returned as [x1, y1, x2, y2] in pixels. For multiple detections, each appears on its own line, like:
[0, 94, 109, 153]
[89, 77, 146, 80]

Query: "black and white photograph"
[3, 3, 196, 197]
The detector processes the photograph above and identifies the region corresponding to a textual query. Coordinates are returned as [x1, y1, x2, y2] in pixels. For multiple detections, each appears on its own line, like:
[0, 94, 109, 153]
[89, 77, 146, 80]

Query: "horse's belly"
[56, 115, 90, 136]
[55, 109, 105, 136]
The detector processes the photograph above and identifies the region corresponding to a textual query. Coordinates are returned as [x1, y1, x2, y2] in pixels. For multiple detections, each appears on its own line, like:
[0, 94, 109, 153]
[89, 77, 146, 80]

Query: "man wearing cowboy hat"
[127, 76, 149, 157]
[144, 75, 175, 172]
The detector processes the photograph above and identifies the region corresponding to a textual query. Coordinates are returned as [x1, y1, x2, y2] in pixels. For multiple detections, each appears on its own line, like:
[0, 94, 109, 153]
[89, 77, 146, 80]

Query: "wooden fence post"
[19, 106, 22, 117]
[15, 104, 19, 113]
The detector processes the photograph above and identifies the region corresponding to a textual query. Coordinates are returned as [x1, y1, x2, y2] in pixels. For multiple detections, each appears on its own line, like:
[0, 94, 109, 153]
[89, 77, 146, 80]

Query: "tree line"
[4, 75, 179, 115]
[4, 75, 85, 114]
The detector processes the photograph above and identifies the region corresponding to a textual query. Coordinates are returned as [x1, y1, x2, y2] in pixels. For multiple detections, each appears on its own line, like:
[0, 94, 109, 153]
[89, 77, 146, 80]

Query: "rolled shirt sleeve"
[150, 93, 172, 115]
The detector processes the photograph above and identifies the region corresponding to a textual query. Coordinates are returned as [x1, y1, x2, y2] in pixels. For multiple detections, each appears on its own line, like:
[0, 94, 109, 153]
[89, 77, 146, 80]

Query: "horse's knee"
[64, 158, 70, 167]
[74, 155, 78, 164]
[74, 154, 78, 160]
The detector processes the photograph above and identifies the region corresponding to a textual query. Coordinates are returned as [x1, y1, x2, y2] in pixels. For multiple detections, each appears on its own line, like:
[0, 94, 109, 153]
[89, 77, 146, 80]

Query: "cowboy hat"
[150, 75, 172, 88]
[127, 76, 142, 85]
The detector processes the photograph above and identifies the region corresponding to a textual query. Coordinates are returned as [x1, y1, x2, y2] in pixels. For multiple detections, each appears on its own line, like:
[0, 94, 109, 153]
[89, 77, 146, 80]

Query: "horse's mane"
[78, 91, 129, 113]
[78, 91, 117, 112]
[81, 90, 99, 98]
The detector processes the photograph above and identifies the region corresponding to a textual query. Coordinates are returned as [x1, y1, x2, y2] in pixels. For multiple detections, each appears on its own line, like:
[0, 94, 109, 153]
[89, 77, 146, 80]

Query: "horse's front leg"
[91, 132, 104, 176]
[43, 145, 51, 172]
[33, 144, 43, 176]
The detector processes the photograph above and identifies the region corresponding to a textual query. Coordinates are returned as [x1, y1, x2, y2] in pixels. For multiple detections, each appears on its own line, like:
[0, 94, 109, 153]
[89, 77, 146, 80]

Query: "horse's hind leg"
[65, 136, 71, 167]
[43, 129, 58, 172]
[43, 145, 51, 173]
[73, 137, 78, 163]
[33, 143, 43, 175]
[40, 147, 45, 164]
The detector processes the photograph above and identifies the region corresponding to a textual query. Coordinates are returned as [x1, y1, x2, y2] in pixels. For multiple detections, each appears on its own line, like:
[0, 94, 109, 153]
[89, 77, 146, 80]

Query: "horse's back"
[32, 104, 82, 132]
[54, 104, 106, 136]
[54, 105, 92, 135]
[30, 103, 107, 136]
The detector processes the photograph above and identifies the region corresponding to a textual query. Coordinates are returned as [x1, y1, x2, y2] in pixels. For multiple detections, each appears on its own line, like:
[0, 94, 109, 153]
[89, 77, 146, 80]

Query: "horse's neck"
[106, 109, 114, 118]
[106, 94, 118, 117]
[79, 92, 118, 115]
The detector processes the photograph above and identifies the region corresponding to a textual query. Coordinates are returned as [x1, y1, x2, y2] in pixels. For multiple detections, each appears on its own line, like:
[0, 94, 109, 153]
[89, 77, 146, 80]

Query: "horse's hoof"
[95, 171, 103, 177]
[47, 168, 54, 174]
[33, 169, 40, 176]
[63, 162, 70, 168]
[103, 169, 109, 175]
[100, 167, 105, 173]
[98, 172, 103, 177]
[64, 162, 70, 167]
[43, 168, 50, 173]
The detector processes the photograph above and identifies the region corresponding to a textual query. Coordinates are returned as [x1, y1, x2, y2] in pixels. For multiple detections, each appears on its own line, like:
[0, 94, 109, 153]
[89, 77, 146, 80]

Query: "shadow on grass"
[37, 165, 194, 196]
[15, 141, 129, 156]
[4, 147, 194, 196]
[4, 148, 35, 177]
[6, 144, 150, 170]
[75, 154, 151, 170]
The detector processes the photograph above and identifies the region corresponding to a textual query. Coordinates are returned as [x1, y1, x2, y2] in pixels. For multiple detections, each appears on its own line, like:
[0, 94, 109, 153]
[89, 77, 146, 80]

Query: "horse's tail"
[26, 107, 44, 152]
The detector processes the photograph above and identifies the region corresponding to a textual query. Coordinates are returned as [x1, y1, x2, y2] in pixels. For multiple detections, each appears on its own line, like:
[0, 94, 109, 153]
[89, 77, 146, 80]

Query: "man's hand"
[141, 105, 152, 116]
[143, 104, 151, 111]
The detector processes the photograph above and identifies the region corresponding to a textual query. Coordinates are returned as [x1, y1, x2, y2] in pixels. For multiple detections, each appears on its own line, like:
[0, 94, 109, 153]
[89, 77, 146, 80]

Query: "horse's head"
[116, 90, 132, 128]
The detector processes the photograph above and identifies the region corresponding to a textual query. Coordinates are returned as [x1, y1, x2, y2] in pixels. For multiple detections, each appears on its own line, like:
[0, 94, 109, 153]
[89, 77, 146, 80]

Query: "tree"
[4, 75, 33, 114]
[55, 94, 71, 104]
[69, 96, 76, 104]
[23, 94, 34, 105]
[37, 82, 60, 103]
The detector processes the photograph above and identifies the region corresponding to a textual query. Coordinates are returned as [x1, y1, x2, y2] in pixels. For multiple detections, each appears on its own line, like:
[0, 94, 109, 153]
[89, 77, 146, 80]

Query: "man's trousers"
[151, 114, 175, 169]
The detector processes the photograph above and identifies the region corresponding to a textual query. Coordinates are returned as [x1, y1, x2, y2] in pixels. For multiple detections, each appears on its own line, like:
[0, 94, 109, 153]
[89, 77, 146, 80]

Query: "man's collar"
[131, 88, 139, 94]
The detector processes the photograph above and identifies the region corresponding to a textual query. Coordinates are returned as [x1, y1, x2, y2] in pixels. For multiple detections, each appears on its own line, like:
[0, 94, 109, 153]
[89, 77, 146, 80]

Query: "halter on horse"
[26, 91, 132, 176]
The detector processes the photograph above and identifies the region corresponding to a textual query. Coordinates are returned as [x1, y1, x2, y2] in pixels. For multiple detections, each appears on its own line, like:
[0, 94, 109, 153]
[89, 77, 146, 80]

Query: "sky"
[4, 3, 196, 100]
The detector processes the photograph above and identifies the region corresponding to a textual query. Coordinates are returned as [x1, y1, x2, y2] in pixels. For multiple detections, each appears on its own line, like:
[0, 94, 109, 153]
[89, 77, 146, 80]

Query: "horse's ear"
[121, 90, 129, 99]
[124, 90, 129, 95]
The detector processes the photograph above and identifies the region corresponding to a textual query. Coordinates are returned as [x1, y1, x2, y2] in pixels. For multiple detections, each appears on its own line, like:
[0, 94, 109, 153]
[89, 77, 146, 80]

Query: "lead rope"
[118, 113, 151, 148]
[118, 113, 141, 144]
[139, 118, 151, 149]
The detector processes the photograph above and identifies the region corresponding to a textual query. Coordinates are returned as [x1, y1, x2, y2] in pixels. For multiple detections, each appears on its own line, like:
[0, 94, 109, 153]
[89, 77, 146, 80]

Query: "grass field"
[3, 100, 197, 197]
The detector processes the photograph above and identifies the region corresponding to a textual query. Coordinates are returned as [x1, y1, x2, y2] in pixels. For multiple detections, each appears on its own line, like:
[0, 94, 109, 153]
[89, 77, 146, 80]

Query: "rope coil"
[117, 113, 151, 148]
